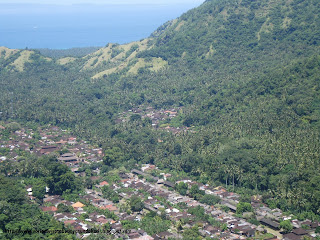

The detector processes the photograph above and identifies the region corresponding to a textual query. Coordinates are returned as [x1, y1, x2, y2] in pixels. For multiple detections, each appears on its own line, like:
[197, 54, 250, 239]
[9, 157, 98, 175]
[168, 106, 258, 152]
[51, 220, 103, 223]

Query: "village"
[116, 106, 191, 135]
[0, 124, 104, 175]
[1, 123, 320, 240]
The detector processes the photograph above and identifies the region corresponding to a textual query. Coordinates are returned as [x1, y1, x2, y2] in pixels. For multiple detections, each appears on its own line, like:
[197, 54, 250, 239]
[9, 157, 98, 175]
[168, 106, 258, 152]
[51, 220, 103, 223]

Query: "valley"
[1, 0, 320, 239]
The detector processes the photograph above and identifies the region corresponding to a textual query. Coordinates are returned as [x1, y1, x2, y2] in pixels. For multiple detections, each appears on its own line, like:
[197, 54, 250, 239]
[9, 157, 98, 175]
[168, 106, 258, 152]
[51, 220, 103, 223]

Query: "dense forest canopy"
[1, 0, 320, 218]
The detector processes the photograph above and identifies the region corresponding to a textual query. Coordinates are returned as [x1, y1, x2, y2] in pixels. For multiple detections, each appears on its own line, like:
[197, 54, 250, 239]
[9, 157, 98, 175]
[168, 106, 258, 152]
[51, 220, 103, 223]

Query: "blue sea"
[0, 3, 203, 49]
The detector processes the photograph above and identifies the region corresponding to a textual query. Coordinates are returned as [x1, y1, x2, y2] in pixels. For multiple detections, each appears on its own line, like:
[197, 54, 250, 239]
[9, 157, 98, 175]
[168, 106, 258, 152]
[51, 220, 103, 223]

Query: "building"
[259, 218, 280, 230]
[40, 146, 58, 154]
[58, 153, 78, 163]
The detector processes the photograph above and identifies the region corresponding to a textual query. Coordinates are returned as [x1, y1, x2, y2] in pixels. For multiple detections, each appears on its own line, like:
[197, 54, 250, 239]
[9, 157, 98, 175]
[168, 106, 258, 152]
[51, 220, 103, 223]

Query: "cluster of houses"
[126, 169, 258, 239]
[42, 164, 256, 239]
[2, 124, 320, 239]
[255, 208, 320, 240]
[39, 180, 169, 239]
[111, 167, 320, 240]
[30, 163, 320, 239]
[40, 193, 119, 233]
[0, 125, 104, 174]
[18, 162, 320, 239]
[0, 128, 32, 161]
[115, 107, 191, 134]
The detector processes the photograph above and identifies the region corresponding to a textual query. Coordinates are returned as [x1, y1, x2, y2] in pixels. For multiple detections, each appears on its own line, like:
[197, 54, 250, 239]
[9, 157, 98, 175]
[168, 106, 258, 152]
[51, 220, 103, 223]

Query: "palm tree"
[236, 166, 244, 187]
[223, 165, 230, 189]
[230, 165, 239, 192]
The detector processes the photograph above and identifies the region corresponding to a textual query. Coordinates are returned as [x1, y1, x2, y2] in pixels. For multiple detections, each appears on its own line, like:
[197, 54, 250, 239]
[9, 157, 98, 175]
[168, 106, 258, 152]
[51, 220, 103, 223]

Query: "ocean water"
[0, 3, 202, 49]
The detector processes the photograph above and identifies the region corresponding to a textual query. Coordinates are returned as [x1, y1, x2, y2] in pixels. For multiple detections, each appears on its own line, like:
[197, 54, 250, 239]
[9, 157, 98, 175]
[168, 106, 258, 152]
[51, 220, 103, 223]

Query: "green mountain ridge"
[1, 0, 320, 216]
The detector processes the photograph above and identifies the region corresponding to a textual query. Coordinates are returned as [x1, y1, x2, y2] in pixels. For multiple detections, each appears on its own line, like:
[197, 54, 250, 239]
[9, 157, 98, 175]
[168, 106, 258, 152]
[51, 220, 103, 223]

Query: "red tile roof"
[100, 205, 117, 211]
[64, 220, 76, 225]
[40, 206, 58, 212]
[99, 181, 109, 186]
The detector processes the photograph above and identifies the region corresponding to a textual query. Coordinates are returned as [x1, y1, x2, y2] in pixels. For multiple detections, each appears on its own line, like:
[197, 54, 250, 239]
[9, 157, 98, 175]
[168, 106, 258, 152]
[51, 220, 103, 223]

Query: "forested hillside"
[37, 47, 102, 59]
[1, 0, 320, 218]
